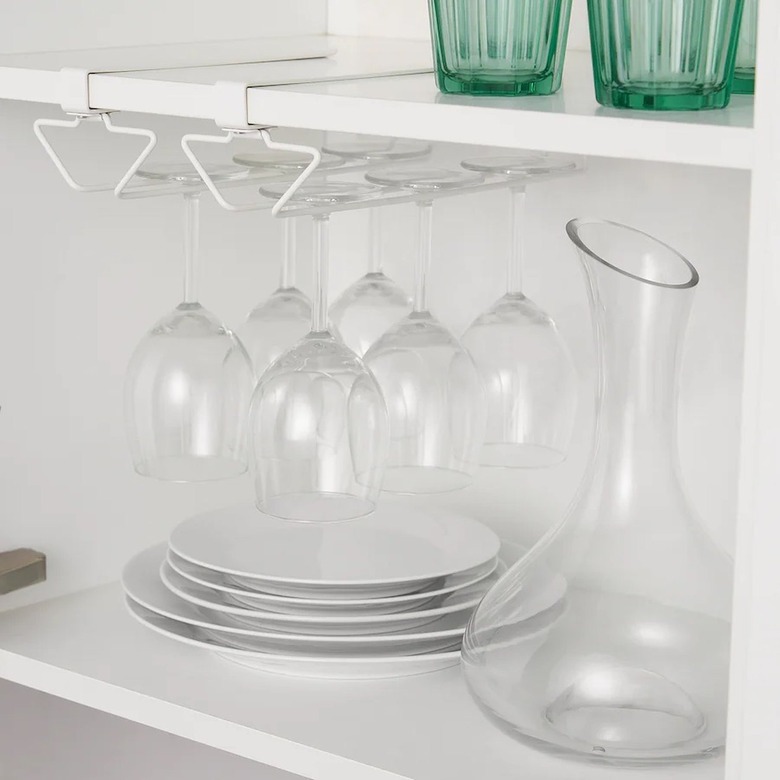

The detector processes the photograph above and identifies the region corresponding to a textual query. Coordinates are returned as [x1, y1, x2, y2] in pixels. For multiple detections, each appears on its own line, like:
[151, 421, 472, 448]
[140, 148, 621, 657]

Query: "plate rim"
[126, 598, 463, 666]
[159, 554, 491, 625]
[167, 548, 500, 607]
[167, 503, 500, 587]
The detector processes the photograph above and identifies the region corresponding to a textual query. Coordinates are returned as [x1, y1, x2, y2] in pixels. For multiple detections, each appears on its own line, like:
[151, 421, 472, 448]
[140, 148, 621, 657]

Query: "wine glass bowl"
[364, 311, 484, 493]
[242, 286, 311, 375]
[330, 271, 412, 357]
[125, 303, 253, 481]
[460, 294, 577, 467]
[250, 181, 389, 522]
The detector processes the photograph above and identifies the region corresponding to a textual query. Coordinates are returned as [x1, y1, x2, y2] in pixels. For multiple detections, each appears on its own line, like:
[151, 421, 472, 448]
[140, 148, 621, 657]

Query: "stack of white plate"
[122, 504, 511, 679]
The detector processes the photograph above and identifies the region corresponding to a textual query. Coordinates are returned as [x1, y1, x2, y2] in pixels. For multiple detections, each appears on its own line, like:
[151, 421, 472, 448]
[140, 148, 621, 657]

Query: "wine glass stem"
[368, 207, 382, 274]
[414, 201, 433, 313]
[312, 214, 330, 333]
[280, 218, 296, 289]
[183, 192, 200, 304]
[508, 185, 526, 296]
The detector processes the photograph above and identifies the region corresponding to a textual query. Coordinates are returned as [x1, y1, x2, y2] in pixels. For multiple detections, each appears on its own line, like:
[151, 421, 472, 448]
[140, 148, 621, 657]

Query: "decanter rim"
[566, 218, 700, 290]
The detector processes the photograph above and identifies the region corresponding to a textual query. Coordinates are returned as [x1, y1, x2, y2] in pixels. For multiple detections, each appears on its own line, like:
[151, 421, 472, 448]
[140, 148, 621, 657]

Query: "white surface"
[0, 0, 326, 53]
[168, 549, 499, 614]
[248, 51, 753, 169]
[0, 679, 298, 780]
[168, 503, 499, 589]
[0, 583, 722, 779]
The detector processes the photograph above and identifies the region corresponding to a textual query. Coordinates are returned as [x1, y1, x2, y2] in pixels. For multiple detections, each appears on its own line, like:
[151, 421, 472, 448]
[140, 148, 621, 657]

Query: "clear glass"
[587, 0, 746, 110]
[322, 135, 432, 162]
[241, 218, 311, 377]
[330, 208, 413, 357]
[249, 182, 388, 522]
[364, 168, 485, 494]
[462, 219, 732, 763]
[733, 0, 757, 94]
[460, 155, 578, 468]
[427, 0, 573, 96]
[125, 185, 253, 481]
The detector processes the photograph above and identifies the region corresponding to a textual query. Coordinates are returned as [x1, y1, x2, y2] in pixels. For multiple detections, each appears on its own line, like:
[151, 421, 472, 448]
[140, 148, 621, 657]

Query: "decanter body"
[462, 219, 732, 764]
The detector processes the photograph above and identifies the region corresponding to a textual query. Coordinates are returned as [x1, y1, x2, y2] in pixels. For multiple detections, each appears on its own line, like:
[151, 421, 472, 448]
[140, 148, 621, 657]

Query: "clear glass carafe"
[462, 219, 733, 764]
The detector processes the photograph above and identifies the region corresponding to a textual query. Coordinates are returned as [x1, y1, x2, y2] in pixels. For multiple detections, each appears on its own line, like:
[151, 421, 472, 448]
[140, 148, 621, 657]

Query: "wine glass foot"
[134, 456, 247, 482]
[259, 492, 376, 523]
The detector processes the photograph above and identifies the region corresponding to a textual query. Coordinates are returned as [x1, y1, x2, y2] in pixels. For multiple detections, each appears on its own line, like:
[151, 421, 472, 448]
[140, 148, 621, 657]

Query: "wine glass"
[233, 150, 350, 375]
[322, 134, 432, 163]
[325, 138, 430, 357]
[125, 164, 254, 481]
[363, 168, 486, 494]
[460, 154, 579, 468]
[239, 218, 310, 377]
[250, 181, 389, 522]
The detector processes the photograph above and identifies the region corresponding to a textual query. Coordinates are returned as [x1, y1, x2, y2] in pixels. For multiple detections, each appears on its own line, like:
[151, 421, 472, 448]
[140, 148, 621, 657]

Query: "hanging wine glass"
[329, 207, 412, 356]
[326, 138, 430, 357]
[249, 181, 389, 522]
[460, 154, 579, 468]
[125, 164, 254, 481]
[363, 168, 486, 494]
[239, 218, 310, 377]
[230, 151, 346, 378]
[322, 134, 432, 163]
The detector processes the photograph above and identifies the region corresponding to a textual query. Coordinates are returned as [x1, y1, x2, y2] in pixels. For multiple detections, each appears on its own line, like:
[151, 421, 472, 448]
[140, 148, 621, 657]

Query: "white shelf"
[0, 583, 722, 780]
[0, 36, 753, 170]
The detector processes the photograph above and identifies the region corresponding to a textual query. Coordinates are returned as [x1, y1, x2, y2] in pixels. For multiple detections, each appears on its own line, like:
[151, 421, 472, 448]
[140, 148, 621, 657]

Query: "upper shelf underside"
[0, 36, 754, 170]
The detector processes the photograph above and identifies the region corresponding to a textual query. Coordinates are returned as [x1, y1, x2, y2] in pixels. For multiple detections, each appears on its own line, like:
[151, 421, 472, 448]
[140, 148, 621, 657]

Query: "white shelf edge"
[246, 85, 754, 170]
[0, 583, 722, 780]
[0, 37, 753, 171]
[0, 635, 402, 780]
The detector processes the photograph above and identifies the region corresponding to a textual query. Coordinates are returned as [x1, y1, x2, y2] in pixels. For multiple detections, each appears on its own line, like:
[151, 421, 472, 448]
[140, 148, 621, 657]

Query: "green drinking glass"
[427, 0, 573, 96]
[587, 0, 745, 110]
[733, 0, 757, 94]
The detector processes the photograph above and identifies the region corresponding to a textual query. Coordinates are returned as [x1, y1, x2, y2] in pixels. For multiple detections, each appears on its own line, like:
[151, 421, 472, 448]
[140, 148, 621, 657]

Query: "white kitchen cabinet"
[0, 2, 777, 779]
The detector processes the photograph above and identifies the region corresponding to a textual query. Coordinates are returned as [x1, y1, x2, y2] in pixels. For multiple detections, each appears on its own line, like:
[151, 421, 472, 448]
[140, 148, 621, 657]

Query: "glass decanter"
[462, 219, 733, 764]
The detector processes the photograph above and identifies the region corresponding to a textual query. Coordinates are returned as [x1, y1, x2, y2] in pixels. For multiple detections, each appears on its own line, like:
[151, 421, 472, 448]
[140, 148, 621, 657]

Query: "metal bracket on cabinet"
[33, 112, 157, 196]
[181, 126, 322, 215]
[0, 549, 46, 595]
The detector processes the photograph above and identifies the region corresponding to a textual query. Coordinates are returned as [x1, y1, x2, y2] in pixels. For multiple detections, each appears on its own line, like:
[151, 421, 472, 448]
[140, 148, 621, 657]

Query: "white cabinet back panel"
[0, 679, 300, 780]
[327, 0, 591, 50]
[0, 99, 746, 614]
[0, 0, 326, 54]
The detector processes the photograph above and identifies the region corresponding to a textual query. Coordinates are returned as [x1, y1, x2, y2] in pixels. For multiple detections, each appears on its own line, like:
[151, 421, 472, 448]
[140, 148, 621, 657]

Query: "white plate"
[168, 503, 500, 599]
[126, 600, 461, 679]
[123, 546, 469, 656]
[167, 549, 501, 616]
[160, 551, 499, 636]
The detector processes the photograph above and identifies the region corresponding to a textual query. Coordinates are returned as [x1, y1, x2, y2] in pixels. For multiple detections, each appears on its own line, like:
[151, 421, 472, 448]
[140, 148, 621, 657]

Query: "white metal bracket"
[181, 127, 322, 215]
[33, 112, 158, 196]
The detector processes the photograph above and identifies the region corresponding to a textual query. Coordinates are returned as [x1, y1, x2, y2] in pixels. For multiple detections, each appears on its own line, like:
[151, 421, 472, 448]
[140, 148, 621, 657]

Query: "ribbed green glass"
[427, 0, 573, 96]
[733, 0, 757, 94]
[587, 0, 745, 110]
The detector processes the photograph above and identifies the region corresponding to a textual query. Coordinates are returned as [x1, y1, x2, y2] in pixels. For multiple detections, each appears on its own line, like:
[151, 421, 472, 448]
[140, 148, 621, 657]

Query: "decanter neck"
[581, 254, 697, 490]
